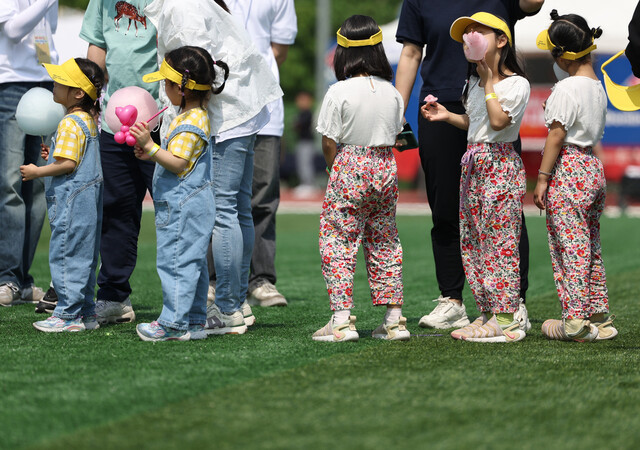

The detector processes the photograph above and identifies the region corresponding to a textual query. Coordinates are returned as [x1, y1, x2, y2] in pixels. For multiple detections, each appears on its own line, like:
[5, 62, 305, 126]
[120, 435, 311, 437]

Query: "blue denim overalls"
[154, 123, 215, 331]
[46, 114, 103, 319]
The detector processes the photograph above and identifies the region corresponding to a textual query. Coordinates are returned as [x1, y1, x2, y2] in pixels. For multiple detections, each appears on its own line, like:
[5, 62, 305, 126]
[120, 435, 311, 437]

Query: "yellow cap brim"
[536, 29, 553, 51]
[43, 59, 97, 100]
[602, 50, 640, 111]
[142, 60, 211, 91]
[450, 12, 512, 45]
[142, 71, 166, 84]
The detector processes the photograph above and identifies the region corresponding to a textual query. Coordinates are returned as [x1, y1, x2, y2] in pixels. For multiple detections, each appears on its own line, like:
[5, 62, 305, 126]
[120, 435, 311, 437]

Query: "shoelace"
[431, 297, 452, 313]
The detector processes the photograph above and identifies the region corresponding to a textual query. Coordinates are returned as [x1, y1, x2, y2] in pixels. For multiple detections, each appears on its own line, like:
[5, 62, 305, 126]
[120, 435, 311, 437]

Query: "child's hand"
[533, 180, 548, 210]
[420, 102, 449, 122]
[40, 144, 50, 161]
[475, 59, 492, 83]
[20, 164, 39, 181]
[129, 121, 152, 151]
[134, 144, 151, 160]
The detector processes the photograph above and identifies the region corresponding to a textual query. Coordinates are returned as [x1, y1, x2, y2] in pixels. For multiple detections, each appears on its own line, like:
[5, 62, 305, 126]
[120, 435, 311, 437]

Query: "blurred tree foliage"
[59, 0, 403, 97]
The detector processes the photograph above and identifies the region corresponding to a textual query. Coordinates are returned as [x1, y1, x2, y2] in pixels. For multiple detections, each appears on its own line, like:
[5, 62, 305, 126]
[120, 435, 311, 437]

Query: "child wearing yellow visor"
[129, 46, 230, 341]
[421, 12, 530, 343]
[533, 10, 617, 342]
[20, 57, 106, 332]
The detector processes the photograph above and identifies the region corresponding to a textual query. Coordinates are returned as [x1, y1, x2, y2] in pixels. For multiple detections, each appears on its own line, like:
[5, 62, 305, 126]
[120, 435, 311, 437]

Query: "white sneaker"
[247, 282, 288, 307]
[419, 296, 470, 329]
[95, 298, 136, 324]
[21, 285, 45, 304]
[514, 299, 532, 332]
[0, 283, 21, 307]
[372, 317, 411, 341]
[241, 300, 255, 326]
[205, 303, 247, 335]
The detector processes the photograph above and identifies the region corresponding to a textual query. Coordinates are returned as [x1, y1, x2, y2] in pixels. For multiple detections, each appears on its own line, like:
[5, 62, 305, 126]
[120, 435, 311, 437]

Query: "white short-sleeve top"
[465, 75, 530, 144]
[544, 76, 607, 147]
[316, 76, 404, 147]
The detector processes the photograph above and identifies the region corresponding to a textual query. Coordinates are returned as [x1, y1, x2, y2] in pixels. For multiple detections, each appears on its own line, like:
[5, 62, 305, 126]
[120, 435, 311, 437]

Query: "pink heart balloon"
[463, 31, 488, 61]
[115, 105, 138, 127]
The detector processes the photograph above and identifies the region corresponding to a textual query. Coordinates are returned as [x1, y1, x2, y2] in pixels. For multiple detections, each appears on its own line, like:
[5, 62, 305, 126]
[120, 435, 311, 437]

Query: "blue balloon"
[15, 87, 66, 136]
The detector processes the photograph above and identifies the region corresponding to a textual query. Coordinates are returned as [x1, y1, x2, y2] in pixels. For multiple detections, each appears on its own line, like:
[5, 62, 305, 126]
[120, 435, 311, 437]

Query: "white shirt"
[316, 76, 404, 147]
[465, 75, 530, 144]
[544, 76, 607, 148]
[0, 0, 59, 84]
[228, 0, 297, 137]
[144, 0, 283, 138]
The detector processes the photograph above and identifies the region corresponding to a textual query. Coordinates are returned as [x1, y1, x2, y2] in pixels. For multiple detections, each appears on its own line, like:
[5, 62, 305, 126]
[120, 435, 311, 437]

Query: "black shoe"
[35, 286, 58, 314]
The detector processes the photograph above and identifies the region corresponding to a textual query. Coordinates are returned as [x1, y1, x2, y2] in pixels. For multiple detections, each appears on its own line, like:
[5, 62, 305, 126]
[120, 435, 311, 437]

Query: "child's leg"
[587, 180, 609, 317]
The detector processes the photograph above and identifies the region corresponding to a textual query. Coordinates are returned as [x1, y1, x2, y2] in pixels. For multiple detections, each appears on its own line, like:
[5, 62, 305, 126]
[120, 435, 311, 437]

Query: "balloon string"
[146, 106, 169, 124]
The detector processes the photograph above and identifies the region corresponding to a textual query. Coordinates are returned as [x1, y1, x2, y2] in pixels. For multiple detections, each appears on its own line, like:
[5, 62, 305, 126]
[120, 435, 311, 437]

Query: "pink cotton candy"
[423, 94, 438, 105]
[463, 31, 488, 61]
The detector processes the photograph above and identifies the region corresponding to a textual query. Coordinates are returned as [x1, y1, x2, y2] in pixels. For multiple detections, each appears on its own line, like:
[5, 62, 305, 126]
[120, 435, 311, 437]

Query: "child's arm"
[476, 59, 512, 131]
[420, 102, 470, 130]
[20, 157, 76, 181]
[533, 121, 567, 210]
[322, 136, 337, 169]
[130, 122, 188, 174]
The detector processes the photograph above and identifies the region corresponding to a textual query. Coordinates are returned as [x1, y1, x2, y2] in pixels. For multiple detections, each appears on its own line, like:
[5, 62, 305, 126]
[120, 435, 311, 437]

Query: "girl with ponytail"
[533, 10, 617, 342]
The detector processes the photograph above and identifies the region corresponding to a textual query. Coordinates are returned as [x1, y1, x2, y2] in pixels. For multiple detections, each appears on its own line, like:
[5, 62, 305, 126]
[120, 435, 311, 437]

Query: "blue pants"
[97, 131, 155, 302]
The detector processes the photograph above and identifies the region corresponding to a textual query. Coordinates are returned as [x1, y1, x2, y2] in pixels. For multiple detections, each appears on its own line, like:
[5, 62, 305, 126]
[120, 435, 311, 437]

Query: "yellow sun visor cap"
[536, 29, 597, 60]
[143, 59, 211, 91]
[601, 50, 640, 111]
[43, 58, 98, 100]
[450, 12, 512, 46]
[336, 28, 383, 48]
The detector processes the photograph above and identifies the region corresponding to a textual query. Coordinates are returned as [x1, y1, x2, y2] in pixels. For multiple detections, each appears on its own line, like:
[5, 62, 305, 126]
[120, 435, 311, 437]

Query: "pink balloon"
[114, 131, 126, 144]
[125, 134, 137, 147]
[115, 105, 138, 126]
[105, 86, 159, 134]
[463, 32, 488, 61]
[120, 125, 130, 133]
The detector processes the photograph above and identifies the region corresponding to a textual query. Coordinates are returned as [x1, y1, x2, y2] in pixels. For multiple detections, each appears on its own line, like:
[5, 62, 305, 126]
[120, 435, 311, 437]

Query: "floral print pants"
[546, 144, 609, 319]
[319, 144, 403, 311]
[460, 142, 525, 314]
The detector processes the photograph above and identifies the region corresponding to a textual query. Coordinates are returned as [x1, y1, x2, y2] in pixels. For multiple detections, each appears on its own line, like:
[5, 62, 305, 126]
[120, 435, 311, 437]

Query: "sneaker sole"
[463, 330, 526, 343]
[372, 330, 410, 341]
[97, 311, 136, 324]
[247, 296, 288, 307]
[419, 316, 471, 329]
[189, 331, 208, 340]
[204, 324, 248, 335]
[84, 322, 100, 330]
[244, 315, 256, 327]
[312, 331, 359, 342]
[136, 328, 191, 342]
[35, 300, 57, 314]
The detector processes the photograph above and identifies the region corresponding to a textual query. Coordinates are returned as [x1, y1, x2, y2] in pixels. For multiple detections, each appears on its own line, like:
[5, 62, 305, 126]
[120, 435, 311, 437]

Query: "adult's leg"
[212, 135, 255, 314]
[249, 135, 280, 291]
[97, 132, 154, 302]
[0, 82, 47, 289]
[417, 103, 467, 300]
[513, 137, 529, 301]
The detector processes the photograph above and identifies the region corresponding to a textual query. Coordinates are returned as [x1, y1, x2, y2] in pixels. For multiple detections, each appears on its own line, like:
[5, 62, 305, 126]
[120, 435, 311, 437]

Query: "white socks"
[332, 309, 350, 325]
[384, 307, 402, 325]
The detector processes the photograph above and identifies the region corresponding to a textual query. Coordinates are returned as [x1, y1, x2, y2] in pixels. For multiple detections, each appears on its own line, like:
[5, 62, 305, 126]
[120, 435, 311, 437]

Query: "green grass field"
[2, 212, 640, 449]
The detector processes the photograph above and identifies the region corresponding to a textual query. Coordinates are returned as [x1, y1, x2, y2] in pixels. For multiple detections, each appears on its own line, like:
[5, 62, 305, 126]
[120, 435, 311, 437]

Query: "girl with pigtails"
[533, 10, 617, 342]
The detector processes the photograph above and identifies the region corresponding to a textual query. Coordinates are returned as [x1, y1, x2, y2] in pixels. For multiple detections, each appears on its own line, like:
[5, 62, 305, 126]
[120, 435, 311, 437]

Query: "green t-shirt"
[80, 0, 159, 134]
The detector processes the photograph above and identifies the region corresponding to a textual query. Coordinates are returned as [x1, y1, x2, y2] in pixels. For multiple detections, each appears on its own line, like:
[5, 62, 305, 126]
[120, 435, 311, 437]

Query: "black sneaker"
[35, 286, 58, 314]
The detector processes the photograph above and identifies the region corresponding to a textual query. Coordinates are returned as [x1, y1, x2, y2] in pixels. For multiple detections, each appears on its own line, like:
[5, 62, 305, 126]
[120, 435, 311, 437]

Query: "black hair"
[70, 58, 104, 116]
[213, 0, 230, 13]
[547, 9, 603, 62]
[461, 17, 527, 104]
[333, 15, 393, 81]
[165, 46, 230, 110]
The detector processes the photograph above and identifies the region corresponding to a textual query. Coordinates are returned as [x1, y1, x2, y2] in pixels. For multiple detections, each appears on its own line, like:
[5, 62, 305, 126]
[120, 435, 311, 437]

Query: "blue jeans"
[0, 82, 49, 289]
[212, 135, 255, 314]
[48, 115, 103, 319]
[155, 124, 214, 330]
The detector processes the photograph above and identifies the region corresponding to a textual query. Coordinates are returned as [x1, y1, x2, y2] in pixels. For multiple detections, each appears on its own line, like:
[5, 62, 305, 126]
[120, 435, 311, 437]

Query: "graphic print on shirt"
[114, 1, 147, 37]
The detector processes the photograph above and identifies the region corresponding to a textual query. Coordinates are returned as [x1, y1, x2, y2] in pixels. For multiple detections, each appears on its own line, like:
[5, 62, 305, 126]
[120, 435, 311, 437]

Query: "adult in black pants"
[395, 0, 542, 329]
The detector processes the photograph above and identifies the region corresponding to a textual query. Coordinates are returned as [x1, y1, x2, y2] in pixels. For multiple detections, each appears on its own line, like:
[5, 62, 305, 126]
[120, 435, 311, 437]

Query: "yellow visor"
[450, 12, 512, 46]
[336, 28, 383, 48]
[43, 58, 98, 100]
[143, 59, 211, 91]
[601, 49, 640, 111]
[536, 29, 597, 60]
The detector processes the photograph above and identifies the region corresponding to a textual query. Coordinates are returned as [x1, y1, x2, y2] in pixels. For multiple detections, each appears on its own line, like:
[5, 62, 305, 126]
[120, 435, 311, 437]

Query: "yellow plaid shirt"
[52, 111, 98, 169]
[166, 107, 210, 178]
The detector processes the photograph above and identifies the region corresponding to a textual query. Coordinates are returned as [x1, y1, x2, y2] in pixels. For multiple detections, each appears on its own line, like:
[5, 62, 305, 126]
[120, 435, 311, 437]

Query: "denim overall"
[154, 123, 215, 331]
[46, 115, 103, 319]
